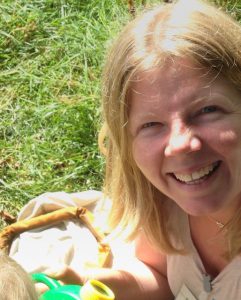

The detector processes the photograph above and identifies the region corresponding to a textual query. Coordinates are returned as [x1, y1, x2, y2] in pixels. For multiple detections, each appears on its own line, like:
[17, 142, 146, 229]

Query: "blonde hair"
[0, 251, 38, 300]
[100, 0, 241, 258]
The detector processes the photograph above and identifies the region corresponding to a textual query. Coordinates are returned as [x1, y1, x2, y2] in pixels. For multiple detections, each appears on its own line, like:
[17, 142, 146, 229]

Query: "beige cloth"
[8, 190, 112, 274]
[167, 211, 241, 300]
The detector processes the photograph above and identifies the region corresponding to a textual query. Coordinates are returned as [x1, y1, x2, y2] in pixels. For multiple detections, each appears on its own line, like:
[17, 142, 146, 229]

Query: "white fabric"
[175, 284, 197, 300]
[9, 190, 112, 274]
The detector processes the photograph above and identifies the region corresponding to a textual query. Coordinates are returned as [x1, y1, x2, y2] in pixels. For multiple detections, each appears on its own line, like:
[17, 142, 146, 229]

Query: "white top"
[167, 212, 241, 300]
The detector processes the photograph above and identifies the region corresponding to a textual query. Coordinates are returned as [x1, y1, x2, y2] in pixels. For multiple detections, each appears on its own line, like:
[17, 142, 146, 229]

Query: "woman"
[51, 1, 241, 299]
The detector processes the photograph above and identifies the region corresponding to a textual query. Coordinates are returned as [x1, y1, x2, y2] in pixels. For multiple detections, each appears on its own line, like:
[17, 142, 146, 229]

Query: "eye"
[142, 122, 160, 129]
[193, 104, 224, 124]
[200, 105, 218, 114]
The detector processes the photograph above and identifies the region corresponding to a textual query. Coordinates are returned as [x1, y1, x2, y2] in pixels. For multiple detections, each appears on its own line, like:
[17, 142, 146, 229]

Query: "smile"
[172, 161, 221, 185]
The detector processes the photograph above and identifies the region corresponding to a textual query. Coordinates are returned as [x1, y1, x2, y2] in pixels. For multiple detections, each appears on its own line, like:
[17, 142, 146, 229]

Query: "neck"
[208, 216, 226, 229]
[206, 204, 241, 228]
[189, 215, 228, 237]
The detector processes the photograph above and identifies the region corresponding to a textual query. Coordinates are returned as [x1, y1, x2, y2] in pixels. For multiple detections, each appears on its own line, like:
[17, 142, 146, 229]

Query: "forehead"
[128, 60, 241, 121]
[129, 60, 212, 109]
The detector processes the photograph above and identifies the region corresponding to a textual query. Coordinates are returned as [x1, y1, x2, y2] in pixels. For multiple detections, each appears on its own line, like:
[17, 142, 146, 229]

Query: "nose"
[164, 122, 201, 157]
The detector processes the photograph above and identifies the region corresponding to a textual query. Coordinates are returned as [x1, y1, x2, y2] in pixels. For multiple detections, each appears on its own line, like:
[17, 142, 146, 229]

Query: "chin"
[176, 198, 225, 217]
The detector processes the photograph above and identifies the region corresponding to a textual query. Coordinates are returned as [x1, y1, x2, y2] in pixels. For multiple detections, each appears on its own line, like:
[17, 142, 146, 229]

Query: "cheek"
[132, 140, 147, 168]
[219, 129, 238, 144]
[132, 139, 158, 171]
[201, 123, 241, 156]
[217, 128, 241, 156]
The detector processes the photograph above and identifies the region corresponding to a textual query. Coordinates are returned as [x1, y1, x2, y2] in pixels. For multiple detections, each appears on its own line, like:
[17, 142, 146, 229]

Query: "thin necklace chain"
[208, 216, 225, 229]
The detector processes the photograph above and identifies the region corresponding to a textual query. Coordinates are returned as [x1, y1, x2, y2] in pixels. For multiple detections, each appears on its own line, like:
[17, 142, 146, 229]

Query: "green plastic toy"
[32, 273, 115, 300]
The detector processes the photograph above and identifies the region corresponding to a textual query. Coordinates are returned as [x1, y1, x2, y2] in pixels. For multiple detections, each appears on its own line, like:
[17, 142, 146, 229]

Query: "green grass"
[0, 0, 163, 226]
[0, 0, 240, 227]
[0, 0, 132, 221]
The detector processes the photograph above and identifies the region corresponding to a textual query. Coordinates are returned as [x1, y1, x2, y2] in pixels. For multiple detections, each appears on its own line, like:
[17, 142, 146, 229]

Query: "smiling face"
[129, 60, 241, 218]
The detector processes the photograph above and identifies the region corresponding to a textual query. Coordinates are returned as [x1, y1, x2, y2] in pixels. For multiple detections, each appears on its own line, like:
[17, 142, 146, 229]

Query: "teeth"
[174, 162, 218, 183]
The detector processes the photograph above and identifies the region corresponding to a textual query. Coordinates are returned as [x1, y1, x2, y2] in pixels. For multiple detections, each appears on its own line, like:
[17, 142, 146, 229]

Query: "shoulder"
[135, 230, 168, 277]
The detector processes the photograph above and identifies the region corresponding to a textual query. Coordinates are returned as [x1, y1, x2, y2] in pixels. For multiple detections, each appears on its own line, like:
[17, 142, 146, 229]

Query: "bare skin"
[189, 215, 229, 278]
[45, 240, 173, 300]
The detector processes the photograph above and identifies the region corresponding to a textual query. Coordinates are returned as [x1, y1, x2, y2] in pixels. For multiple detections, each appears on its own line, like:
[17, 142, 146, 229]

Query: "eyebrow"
[193, 92, 240, 108]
